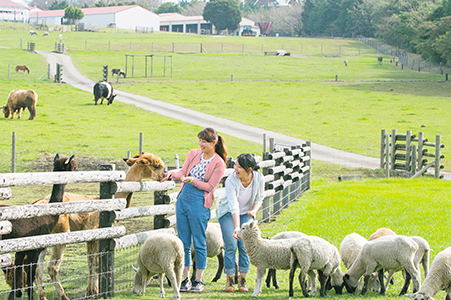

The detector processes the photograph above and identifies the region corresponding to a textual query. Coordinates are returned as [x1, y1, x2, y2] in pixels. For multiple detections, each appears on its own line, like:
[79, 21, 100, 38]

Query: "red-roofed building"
[29, 5, 159, 31]
[0, 0, 29, 22]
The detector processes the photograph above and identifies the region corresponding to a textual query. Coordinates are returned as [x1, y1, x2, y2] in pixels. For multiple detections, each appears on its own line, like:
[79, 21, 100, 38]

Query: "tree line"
[29, 0, 451, 67]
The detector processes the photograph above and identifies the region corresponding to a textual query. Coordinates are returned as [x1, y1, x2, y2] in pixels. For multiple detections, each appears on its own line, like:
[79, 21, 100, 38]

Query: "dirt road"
[37, 50, 381, 169]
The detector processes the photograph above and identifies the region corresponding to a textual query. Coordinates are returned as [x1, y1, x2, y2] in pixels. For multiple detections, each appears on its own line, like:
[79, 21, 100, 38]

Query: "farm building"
[29, 5, 160, 31]
[159, 13, 260, 36]
[0, 0, 29, 23]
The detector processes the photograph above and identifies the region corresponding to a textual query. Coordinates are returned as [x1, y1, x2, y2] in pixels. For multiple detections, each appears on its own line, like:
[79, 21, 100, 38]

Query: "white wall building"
[0, 0, 29, 23]
[29, 5, 160, 31]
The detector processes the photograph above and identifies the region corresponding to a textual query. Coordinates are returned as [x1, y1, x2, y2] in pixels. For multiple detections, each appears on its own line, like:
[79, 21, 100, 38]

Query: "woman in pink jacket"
[161, 127, 226, 293]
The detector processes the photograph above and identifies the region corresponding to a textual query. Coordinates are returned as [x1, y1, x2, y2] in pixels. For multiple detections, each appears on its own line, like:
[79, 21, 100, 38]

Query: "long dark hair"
[198, 127, 227, 162]
[236, 153, 259, 173]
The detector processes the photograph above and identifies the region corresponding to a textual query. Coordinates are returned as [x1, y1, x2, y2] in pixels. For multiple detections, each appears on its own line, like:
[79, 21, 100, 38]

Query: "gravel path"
[37, 50, 382, 170]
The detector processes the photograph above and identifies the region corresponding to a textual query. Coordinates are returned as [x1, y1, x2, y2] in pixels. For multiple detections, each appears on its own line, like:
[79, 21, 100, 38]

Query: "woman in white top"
[216, 153, 264, 292]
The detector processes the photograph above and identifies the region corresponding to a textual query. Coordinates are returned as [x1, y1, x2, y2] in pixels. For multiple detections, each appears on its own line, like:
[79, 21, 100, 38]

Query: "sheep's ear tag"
[249, 222, 255, 228]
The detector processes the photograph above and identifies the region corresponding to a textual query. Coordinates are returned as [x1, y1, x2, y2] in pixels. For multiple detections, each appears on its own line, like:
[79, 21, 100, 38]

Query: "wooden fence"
[0, 140, 311, 299]
[380, 129, 444, 178]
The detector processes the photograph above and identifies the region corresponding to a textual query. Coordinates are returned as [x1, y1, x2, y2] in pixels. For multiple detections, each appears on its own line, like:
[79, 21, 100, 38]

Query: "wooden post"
[11, 132, 16, 173]
[380, 130, 386, 168]
[139, 133, 143, 154]
[406, 130, 412, 171]
[385, 134, 390, 177]
[435, 135, 441, 179]
[305, 141, 312, 190]
[262, 196, 270, 222]
[417, 132, 424, 170]
[262, 133, 267, 159]
[411, 145, 416, 177]
[390, 129, 397, 171]
[98, 164, 117, 298]
[154, 191, 170, 229]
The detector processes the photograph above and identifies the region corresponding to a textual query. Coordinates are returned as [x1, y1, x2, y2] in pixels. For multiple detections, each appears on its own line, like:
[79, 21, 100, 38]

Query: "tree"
[203, 0, 241, 33]
[49, 0, 68, 10]
[64, 5, 84, 24]
[181, 0, 206, 16]
[155, 2, 181, 13]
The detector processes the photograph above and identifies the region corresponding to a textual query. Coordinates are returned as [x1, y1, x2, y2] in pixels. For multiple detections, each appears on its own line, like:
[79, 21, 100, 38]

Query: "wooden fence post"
[417, 132, 424, 170]
[305, 141, 312, 190]
[154, 191, 170, 229]
[99, 164, 117, 298]
[435, 135, 441, 179]
[380, 129, 386, 168]
[411, 145, 417, 177]
[390, 129, 397, 171]
[385, 134, 390, 177]
[405, 130, 412, 172]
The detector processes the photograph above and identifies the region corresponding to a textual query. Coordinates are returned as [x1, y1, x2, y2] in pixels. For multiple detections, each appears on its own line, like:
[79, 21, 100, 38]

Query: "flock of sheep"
[132, 224, 451, 300]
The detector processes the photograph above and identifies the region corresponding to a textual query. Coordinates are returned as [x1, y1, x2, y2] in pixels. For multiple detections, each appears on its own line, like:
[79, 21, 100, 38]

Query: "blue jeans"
[176, 182, 210, 269]
[218, 212, 253, 275]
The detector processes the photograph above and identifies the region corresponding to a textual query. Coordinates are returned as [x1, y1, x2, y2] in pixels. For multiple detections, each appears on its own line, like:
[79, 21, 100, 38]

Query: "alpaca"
[1, 154, 77, 300]
[15, 65, 30, 74]
[33, 152, 166, 300]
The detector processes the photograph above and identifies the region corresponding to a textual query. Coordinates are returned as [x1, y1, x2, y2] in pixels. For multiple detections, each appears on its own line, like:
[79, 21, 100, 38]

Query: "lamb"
[406, 246, 451, 300]
[190, 222, 237, 283]
[237, 221, 312, 297]
[340, 233, 367, 270]
[266, 231, 309, 290]
[132, 233, 184, 300]
[289, 235, 343, 297]
[343, 235, 421, 296]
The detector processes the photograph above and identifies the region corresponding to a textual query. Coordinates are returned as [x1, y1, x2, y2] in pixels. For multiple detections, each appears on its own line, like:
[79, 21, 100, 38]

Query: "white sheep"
[289, 235, 343, 297]
[266, 231, 308, 290]
[343, 235, 421, 296]
[132, 233, 184, 300]
[406, 246, 451, 300]
[237, 221, 306, 297]
[380, 236, 431, 292]
[190, 222, 237, 282]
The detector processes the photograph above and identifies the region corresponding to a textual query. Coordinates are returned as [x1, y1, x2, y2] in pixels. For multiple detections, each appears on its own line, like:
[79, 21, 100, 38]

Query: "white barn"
[29, 5, 160, 31]
[0, 0, 29, 23]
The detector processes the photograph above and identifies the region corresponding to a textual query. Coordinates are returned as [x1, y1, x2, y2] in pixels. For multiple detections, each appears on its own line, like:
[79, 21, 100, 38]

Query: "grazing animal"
[1, 89, 38, 120]
[368, 227, 396, 241]
[237, 221, 316, 297]
[343, 235, 421, 296]
[344, 59, 348, 67]
[111, 68, 126, 78]
[266, 231, 307, 290]
[378, 56, 383, 64]
[1, 154, 77, 300]
[15, 65, 30, 74]
[289, 236, 342, 297]
[132, 233, 183, 300]
[93, 81, 116, 105]
[42, 32, 49, 37]
[33, 152, 166, 300]
[406, 246, 451, 300]
[29, 30, 37, 35]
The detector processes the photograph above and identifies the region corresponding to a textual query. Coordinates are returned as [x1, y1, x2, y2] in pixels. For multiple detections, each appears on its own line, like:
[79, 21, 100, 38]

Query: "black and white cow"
[93, 81, 116, 105]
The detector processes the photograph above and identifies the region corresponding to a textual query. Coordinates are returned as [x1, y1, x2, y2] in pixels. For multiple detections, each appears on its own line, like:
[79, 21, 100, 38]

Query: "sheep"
[266, 231, 310, 290]
[191, 222, 238, 283]
[289, 235, 342, 297]
[132, 233, 184, 300]
[237, 221, 313, 297]
[343, 235, 421, 296]
[380, 235, 430, 292]
[368, 227, 396, 241]
[340, 233, 367, 270]
[406, 246, 451, 300]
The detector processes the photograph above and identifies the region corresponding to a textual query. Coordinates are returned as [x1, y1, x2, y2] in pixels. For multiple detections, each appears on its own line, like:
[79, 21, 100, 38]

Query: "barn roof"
[0, 0, 27, 8]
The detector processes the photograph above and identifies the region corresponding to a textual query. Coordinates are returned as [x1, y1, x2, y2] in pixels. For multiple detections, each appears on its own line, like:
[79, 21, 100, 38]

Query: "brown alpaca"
[1, 154, 77, 300]
[15, 65, 30, 74]
[33, 153, 165, 300]
[2, 89, 38, 120]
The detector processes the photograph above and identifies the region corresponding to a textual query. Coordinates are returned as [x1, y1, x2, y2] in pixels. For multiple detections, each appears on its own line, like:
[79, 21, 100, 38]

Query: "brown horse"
[15, 65, 30, 74]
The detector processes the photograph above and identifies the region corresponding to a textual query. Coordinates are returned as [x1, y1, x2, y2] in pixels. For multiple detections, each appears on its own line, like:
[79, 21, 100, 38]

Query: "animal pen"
[0, 136, 311, 300]
[124, 53, 172, 78]
[380, 129, 445, 178]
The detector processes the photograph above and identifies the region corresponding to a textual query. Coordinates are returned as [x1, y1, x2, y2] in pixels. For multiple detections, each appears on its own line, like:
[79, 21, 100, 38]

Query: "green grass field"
[1, 23, 450, 300]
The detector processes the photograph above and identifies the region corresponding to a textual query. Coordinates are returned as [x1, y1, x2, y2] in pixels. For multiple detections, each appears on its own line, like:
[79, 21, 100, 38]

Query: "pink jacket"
[170, 149, 225, 209]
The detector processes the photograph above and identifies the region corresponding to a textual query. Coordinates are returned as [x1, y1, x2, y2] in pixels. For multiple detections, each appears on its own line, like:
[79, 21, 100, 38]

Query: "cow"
[378, 56, 383, 64]
[111, 68, 126, 78]
[93, 81, 116, 105]
[1, 89, 38, 120]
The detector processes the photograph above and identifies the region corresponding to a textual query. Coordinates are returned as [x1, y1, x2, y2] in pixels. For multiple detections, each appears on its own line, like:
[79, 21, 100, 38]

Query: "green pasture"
[1, 25, 450, 300]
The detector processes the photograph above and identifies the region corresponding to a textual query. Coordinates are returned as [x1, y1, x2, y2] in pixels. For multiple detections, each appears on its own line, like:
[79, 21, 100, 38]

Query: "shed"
[0, 0, 29, 23]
